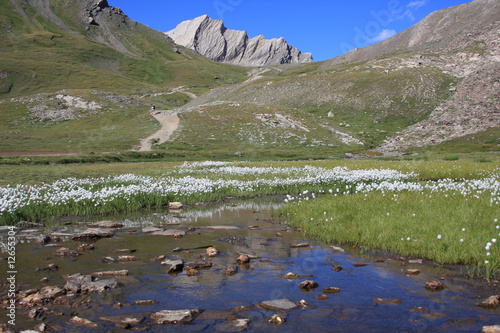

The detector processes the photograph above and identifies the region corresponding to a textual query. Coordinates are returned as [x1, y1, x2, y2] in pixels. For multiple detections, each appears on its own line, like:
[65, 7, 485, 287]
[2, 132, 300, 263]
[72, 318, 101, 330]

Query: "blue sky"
[109, 0, 473, 61]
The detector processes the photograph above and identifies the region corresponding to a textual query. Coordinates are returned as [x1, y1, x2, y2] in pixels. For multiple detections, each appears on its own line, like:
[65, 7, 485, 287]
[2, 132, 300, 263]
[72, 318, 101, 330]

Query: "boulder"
[476, 295, 500, 308]
[299, 280, 318, 290]
[425, 281, 446, 292]
[63, 273, 117, 293]
[88, 221, 123, 228]
[72, 228, 115, 240]
[161, 259, 184, 273]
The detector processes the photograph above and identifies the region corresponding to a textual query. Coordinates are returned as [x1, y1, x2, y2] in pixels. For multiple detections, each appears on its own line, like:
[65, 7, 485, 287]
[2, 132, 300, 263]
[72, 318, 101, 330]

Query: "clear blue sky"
[108, 0, 473, 61]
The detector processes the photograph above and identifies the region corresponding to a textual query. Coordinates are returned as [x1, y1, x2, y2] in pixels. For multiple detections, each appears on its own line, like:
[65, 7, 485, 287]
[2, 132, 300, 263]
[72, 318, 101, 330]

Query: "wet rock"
[40, 277, 49, 283]
[409, 259, 424, 264]
[150, 309, 201, 324]
[63, 273, 117, 293]
[135, 300, 157, 306]
[77, 243, 94, 252]
[290, 243, 309, 248]
[316, 294, 328, 300]
[483, 325, 500, 333]
[409, 307, 428, 313]
[322, 287, 340, 294]
[225, 265, 239, 275]
[88, 221, 123, 228]
[99, 315, 145, 326]
[36, 263, 58, 273]
[227, 318, 250, 332]
[185, 261, 214, 270]
[425, 281, 446, 292]
[72, 228, 115, 240]
[34, 235, 51, 244]
[110, 248, 136, 254]
[476, 295, 500, 308]
[331, 245, 345, 253]
[276, 232, 283, 237]
[353, 263, 368, 267]
[18, 221, 44, 228]
[297, 300, 313, 308]
[332, 264, 343, 272]
[142, 226, 163, 233]
[54, 247, 79, 257]
[91, 270, 128, 277]
[161, 259, 184, 273]
[279, 272, 314, 280]
[203, 226, 239, 230]
[299, 280, 318, 290]
[260, 299, 298, 311]
[267, 314, 286, 325]
[169, 202, 183, 210]
[187, 268, 199, 276]
[237, 254, 250, 264]
[34, 323, 47, 332]
[373, 298, 402, 305]
[69, 316, 99, 328]
[150, 229, 186, 237]
[102, 256, 116, 263]
[117, 256, 138, 262]
[206, 247, 220, 257]
[405, 269, 421, 275]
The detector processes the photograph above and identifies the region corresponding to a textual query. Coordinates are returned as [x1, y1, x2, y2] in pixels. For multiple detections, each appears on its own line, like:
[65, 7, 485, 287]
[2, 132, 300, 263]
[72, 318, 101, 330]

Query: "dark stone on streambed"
[224, 265, 239, 275]
[99, 314, 145, 326]
[299, 280, 319, 290]
[54, 247, 80, 257]
[425, 281, 446, 292]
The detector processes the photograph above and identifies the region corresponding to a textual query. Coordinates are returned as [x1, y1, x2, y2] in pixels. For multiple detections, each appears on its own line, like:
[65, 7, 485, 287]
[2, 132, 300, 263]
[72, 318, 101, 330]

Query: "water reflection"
[0, 197, 499, 332]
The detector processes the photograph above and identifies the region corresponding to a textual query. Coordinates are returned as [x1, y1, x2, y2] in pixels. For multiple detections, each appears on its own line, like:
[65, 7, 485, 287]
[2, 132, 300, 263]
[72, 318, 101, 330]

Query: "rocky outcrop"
[166, 15, 313, 66]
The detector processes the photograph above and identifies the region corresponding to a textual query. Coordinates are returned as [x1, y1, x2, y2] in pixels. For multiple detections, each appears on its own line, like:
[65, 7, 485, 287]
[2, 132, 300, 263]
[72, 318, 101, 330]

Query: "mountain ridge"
[166, 14, 313, 67]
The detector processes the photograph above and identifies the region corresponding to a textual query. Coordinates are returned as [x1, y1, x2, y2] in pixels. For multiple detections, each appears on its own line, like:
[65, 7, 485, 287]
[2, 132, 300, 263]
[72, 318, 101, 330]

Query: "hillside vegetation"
[0, 0, 498, 161]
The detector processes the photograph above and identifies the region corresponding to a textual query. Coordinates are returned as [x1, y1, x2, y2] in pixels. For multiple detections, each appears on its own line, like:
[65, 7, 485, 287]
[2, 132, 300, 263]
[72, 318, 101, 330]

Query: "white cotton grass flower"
[487, 252, 491, 256]
[492, 238, 497, 243]
[462, 228, 466, 232]
[460, 239, 464, 243]
[485, 260, 490, 264]
[437, 234, 442, 240]
[407, 237, 411, 241]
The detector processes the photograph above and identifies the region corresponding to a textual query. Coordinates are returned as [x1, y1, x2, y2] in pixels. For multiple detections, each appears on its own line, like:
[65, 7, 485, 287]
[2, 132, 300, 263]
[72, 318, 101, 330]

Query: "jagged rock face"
[166, 15, 313, 66]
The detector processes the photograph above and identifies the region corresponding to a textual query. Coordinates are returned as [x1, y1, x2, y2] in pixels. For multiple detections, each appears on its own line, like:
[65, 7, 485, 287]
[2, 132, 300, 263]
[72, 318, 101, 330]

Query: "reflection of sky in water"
[0, 198, 498, 332]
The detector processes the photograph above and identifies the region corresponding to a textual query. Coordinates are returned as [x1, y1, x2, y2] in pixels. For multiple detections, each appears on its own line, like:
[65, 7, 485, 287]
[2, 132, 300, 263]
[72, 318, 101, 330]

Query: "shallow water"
[1, 197, 499, 332]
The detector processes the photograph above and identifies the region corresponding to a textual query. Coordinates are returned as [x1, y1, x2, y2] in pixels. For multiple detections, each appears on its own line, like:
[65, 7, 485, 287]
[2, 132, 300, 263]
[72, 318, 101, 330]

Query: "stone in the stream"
[322, 287, 340, 294]
[110, 248, 136, 254]
[185, 261, 214, 270]
[225, 265, 239, 275]
[374, 298, 402, 305]
[279, 272, 314, 280]
[89, 221, 123, 228]
[161, 259, 184, 273]
[150, 309, 201, 325]
[35, 235, 51, 244]
[187, 268, 199, 276]
[69, 316, 99, 328]
[169, 202, 183, 210]
[260, 299, 298, 311]
[150, 229, 186, 237]
[290, 243, 309, 248]
[299, 280, 318, 290]
[63, 273, 117, 293]
[54, 247, 79, 257]
[297, 300, 313, 309]
[237, 254, 250, 264]
[316, 294, 328, 301]
[206, 247, 220, 257]
[99, 315, 145, 327]
[72, 228, 115, 240]
[91, 270, 128, 277]
[476, 295, 500, 308]
[425, 281, 446, 292]
[409, 259, 424, 264]
[77, 243, 94, 252]
[117, 256, 138, 262]
[332, 264, 343, 272]
[102, 256, 116, 263]
[226, 318, 250, 332]
[483, 325, 500, 333]
[406, 269, 421, 275]
[409, 307, 428, 313]
[142, 226, 163, 233]
[267, 314, 286, 325]
[135, 300, 157, 306]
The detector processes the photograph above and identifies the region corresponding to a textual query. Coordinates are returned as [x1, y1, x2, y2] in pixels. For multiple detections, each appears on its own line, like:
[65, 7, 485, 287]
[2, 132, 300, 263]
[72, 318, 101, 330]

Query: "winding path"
[137, 111, 179, 151]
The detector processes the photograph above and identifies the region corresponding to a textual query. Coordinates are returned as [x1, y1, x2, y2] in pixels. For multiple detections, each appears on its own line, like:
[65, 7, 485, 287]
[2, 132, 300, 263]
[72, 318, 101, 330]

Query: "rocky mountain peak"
[166, 15, 313, 67]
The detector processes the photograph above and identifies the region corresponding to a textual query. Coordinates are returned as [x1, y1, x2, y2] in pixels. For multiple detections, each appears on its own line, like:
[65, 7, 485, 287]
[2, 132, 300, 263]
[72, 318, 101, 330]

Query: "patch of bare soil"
[137, 110, 179, 151]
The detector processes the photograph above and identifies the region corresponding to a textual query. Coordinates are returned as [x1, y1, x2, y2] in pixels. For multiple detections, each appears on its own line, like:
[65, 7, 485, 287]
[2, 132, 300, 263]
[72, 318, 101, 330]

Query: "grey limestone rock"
[166, 15, 313, 67]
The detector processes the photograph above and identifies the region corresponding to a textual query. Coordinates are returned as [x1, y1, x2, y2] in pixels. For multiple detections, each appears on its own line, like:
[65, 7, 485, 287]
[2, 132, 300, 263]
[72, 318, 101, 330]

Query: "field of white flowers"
[1, 160, 498, 277]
